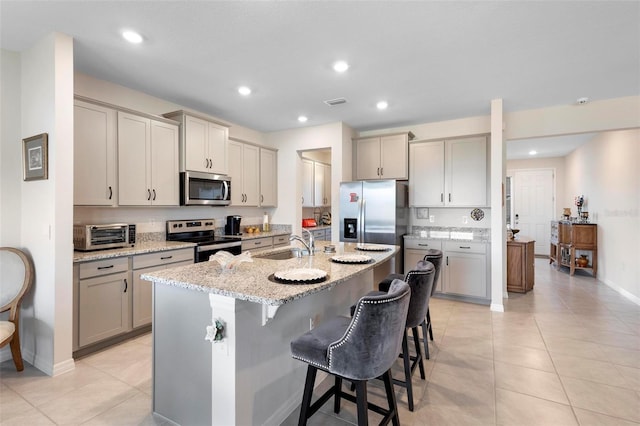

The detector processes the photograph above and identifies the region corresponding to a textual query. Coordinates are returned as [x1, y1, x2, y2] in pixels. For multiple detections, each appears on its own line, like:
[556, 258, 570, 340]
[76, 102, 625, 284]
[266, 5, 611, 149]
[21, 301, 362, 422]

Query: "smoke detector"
[576, 97, 589, 105]
[324, 98, 347, 106]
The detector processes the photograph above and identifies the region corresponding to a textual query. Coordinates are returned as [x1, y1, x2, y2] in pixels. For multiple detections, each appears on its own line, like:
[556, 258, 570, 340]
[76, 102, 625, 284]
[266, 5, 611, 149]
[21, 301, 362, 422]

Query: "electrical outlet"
[462, 216, 468, 224]
[429, 215, 435, 223]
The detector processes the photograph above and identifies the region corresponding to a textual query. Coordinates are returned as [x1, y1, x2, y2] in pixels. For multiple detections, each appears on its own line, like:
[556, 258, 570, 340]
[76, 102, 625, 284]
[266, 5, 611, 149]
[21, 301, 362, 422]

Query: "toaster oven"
[73, 223, 135, 251]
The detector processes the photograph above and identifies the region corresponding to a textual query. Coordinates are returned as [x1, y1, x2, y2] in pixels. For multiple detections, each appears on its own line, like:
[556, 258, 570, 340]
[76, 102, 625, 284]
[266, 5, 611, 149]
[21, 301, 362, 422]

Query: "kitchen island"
[142, 242, 397, 426]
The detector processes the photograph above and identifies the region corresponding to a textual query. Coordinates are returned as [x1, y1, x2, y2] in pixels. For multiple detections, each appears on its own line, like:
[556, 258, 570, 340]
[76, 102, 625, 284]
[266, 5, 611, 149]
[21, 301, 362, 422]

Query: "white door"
[512, 169, 554, 255]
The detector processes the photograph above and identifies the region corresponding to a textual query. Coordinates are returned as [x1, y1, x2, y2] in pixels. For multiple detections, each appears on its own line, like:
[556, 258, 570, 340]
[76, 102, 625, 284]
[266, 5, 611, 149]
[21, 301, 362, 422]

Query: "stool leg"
[354, 380, 369, 426]
[298, 365, 317, 426]
[334, 376, 342, 414]
[401, 330, 414, 412]
[427, 309, 434, 340]
[412, 326, 425, 379]
[382, 369, 400, 426]
[421, 320, 430, 360]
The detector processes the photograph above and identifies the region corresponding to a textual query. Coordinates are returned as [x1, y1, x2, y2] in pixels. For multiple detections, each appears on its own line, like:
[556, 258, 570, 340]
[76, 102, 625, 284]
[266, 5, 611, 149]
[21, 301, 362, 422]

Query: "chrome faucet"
[289, 229, 315, 255]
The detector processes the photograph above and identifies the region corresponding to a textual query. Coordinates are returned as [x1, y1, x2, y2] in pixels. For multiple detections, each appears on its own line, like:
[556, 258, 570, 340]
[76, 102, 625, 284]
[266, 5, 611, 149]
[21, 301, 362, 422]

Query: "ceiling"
[1, 1, 638, 157]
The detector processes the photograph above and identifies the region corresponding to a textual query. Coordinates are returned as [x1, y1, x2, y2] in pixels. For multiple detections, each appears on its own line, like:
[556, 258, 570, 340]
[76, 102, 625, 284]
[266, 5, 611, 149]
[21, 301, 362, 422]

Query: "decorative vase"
[576, 255, 589, 268]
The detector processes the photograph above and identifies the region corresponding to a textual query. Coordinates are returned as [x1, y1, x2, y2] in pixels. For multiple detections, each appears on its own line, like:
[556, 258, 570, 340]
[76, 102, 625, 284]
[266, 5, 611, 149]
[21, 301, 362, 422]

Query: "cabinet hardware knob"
[152, 189, 156, 201]
[97, 265, 114, 270]
[147, 189, 151, 200]
[124, 278, 128, 293]
[108, 186, 113, 200]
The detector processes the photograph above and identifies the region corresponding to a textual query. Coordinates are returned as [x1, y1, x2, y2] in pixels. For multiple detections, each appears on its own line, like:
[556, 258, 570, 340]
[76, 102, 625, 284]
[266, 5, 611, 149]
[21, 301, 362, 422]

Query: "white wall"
[565, 129, 639, 302]
[11, 33, 75, 375]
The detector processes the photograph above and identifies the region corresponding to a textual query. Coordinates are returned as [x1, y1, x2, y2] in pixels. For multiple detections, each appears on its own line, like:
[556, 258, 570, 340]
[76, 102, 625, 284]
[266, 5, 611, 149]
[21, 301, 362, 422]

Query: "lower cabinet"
[507, 238, 535, 293]
[74, 248, 194, 353]
[403, 238, 490, 302]
[307, 227, 331, 242]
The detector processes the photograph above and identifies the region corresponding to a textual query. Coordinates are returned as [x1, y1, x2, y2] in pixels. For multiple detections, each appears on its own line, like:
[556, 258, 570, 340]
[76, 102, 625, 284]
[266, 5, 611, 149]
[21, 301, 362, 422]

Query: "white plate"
[331, 254, 372, 264]
[355, 244, 390, 252]
[274, 268, 327, 283]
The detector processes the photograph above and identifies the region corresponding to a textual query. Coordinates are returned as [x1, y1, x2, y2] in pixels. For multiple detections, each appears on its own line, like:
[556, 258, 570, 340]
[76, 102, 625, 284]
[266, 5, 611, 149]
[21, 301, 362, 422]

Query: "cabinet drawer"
[311, 229, 325, 239]
[273, 234, 290, 247]
[242, 237, 273, 251]
[79, 257, 129, 279]
[443, 241, 486, 254]
[404, 239, 442, 251]
[132, 248, 194, 270]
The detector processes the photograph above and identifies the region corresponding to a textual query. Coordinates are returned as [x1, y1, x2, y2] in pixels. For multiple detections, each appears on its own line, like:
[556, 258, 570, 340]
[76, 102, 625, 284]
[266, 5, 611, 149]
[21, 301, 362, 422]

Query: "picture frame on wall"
[22, 133, 48, 181]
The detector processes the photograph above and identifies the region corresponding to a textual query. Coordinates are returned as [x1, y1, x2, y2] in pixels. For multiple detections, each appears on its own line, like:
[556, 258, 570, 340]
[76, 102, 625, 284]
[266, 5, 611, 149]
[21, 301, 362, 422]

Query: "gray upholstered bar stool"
[375, 260, 435, 411]
[422, 249, 443, 346]
[291, 280, 411, 426]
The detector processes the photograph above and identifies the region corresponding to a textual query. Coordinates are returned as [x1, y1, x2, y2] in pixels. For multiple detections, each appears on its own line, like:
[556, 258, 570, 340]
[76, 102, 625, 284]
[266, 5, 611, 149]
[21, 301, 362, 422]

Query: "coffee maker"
[225, 215, 242, 235]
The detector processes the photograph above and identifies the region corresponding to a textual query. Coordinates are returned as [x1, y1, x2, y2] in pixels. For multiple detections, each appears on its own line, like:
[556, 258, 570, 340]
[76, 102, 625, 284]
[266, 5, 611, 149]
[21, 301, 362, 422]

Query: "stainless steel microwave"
[180, 171, 231, 206]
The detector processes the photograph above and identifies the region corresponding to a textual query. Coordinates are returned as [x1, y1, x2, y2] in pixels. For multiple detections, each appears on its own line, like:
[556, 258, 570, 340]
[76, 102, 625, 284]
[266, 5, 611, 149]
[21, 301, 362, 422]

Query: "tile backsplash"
[410, 207, 491, 229]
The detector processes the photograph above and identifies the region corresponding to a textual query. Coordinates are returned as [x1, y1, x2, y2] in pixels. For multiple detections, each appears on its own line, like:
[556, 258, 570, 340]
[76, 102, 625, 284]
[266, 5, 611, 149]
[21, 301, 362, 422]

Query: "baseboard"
[602, 278, 640, 306]
[490, 303, 505, 312]
[263, 370, 329, 426]
[20, 348, 76, 376]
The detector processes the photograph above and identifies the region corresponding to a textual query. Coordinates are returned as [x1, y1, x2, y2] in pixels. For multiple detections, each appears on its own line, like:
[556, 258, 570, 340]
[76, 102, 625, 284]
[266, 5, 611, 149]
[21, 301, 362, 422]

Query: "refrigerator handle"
[359, 198, 365, 245]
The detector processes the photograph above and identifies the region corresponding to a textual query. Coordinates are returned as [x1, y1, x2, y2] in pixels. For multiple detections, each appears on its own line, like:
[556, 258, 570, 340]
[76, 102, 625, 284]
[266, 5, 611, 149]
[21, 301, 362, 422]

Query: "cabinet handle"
[449, 193, 452, 202]
[147, 189, 151, 200]
[446, 256, 449, 266]
[377, 167, 380, 176]
[380, 167, 383, 176]
[160, 255, 173, 260]
[459, 246, 471, 249]
[97, 265, 114, 270]
[152, 189, 156, 201]
[418, 243, 430, 247]
[261, 195, 264, 203]
[209, 158, 213, 168]
[254, 241, 261, 245]
[108, 186, 113, 200]
[441, 193, 444, 203]
[123, 278, 128, 293]
[302, 197, 304, 204]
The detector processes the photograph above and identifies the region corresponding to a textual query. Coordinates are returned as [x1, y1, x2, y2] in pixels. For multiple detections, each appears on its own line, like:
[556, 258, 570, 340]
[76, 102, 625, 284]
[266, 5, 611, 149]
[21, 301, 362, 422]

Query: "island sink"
[255, 248, 307, 260]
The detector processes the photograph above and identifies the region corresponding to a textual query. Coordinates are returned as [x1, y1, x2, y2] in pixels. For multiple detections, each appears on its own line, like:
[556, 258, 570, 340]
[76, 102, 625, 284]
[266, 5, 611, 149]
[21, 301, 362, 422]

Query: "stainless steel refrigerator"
[339, 180, 409, 272]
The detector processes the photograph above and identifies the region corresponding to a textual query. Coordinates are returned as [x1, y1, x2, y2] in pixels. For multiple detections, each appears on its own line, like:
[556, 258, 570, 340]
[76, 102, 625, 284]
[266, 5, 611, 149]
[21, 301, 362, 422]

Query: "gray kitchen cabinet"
[260, 148, 278, 207]
[409, 136, 488, 207]
[74, 98, 117, 206]
[163, 111, 229, 175]
[77, 257, 130, 348]
[273, 234, 291, 247]
[242, 236, 273, 251]
[302, 159, 331, 207]
[132, 248, 194, 328]
[229, 139, 260, 206]
[354, 133, 410, 180]
[404, 239, 443, 292]
[442, 241, 488, 299]
[118, 111, 180, 206]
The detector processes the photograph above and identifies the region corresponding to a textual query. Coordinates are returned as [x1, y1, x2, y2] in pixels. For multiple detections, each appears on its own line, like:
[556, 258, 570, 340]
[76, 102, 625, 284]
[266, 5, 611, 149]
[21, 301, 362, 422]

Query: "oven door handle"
[197, 242, 242, 252]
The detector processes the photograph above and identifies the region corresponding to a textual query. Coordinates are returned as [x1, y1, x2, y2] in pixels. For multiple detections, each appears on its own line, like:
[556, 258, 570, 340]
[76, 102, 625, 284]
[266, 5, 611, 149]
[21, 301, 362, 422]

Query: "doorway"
[508, 169, 555, 255]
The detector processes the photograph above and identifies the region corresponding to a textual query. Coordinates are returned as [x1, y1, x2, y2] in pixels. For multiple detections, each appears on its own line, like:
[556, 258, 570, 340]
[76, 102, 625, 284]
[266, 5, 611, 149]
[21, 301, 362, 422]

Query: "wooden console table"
[507, 237, 535, 293]
[549, 221, 597, 277]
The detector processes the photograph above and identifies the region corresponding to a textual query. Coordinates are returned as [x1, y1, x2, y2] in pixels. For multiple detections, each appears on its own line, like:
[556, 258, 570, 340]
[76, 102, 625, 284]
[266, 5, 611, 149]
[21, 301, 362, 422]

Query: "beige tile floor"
[2, 258, 639, 425]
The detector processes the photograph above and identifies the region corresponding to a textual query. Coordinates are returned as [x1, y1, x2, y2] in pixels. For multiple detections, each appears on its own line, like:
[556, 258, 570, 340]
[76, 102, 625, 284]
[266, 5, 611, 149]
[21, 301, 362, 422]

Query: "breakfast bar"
[142, 242, 398, 426]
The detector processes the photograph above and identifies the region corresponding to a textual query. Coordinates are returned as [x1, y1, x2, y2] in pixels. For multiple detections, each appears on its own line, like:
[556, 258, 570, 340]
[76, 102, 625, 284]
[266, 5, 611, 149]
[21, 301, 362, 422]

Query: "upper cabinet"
[354, 132, 412, 180]
[302, 159, 331, 207]
[163, 111, 229, 175]
[74, 99, 117, 206]
[259, 148, 278, 207]
[228, 139, 260, 206]
[117, 112, 179, 206]
[409, 135, 488, 207]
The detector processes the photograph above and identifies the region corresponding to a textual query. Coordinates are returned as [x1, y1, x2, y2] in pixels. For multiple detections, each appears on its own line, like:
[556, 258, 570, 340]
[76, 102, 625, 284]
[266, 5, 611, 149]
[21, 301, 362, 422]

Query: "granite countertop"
[141, 241, 398, 306]
[405, 227, 490, 243]
[73, 241, 196, 263]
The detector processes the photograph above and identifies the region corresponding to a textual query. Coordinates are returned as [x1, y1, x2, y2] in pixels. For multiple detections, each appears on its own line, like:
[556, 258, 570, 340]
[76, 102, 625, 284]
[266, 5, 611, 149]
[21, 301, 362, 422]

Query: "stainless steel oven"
[166, 219, 241, 263]
[180, 171, 231, 206]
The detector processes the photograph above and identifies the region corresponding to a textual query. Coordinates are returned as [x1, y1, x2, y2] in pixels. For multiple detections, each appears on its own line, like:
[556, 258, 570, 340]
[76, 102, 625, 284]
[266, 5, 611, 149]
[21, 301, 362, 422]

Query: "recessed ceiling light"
[376, 101, 388, 110]
[333, 61, 349, 73]
[529, 150, 537, 156]
[122, 30, 143, 44]
[298, 116, 308, 123]
[238, 86, 252, 96]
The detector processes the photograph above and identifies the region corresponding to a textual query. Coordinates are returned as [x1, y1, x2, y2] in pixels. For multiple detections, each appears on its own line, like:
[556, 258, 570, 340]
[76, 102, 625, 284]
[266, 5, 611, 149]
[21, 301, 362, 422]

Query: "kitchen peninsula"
[142, 242, 398, 426]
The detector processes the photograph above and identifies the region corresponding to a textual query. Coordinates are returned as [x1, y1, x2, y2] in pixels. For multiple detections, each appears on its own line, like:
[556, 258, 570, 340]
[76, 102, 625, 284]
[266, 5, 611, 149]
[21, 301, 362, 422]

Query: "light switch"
[429, 215, 435, 223]
[462, 216, 468, 224]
